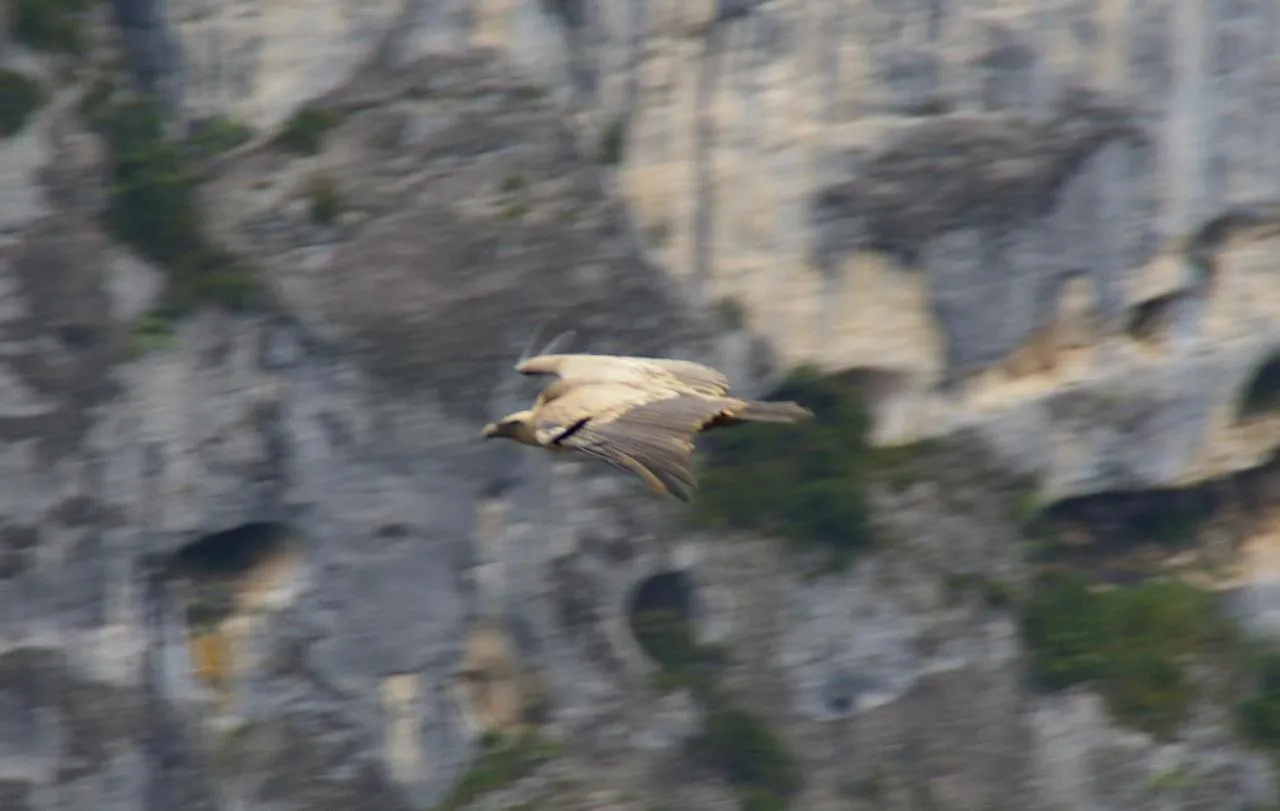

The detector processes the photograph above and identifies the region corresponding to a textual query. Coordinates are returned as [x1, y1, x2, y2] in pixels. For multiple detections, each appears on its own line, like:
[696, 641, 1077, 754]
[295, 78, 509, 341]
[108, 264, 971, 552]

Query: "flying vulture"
[481, 331, 813, 501]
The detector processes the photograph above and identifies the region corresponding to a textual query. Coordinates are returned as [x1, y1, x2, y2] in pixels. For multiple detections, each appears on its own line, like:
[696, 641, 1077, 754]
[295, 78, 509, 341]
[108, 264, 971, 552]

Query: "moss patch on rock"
[1021, 570, 1226, 739]
[186, 115, 252, 159]
[690, 696, 804, 811]
[275, 105, 341, 156]
[598, 116, 626, 165]
[128, 314, 178, 355]
[307, 174, 343, 226]
[435, 730, 562, 811]
[0, 69, 46, 137]
[713, 295, 748, 330]
[693, 365, 875, 568]
[628, 604, 803, 808]
[1237, 650, 1280, 758]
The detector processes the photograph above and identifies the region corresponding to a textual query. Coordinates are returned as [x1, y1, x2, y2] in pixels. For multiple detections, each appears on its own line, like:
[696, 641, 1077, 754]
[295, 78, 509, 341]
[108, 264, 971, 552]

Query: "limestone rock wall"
[0, 1, 1276, 811]
[152, 0, 1280, 498]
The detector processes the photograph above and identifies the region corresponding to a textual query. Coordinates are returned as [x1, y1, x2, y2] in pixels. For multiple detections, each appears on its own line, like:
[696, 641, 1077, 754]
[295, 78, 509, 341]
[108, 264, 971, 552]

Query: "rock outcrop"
[0, 1, 1277, 810]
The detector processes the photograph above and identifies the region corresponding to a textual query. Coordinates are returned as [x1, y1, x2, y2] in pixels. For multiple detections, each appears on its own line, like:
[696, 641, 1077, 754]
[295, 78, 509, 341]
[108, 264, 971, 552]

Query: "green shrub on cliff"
[100, 99, 201, 259]
[435, 730, 561, 811]
[307, 174, 343, 225]
[275, 105, 340, 155]
[1022, 570, 1223, 738]
[0, 69, 45, 137]
[690, 697, 803, 807]
[693, 365, 874, 567]
[128, 314, 177, 355]
[598, 116, 626, 165]
[628, 607, 803, 809]
[630, 609, 723, 694]
[186, 115, 252, 159]
[12, 0, 90, 54]
[1237, 650, 1280, 756]
[94, 95, 256, 313]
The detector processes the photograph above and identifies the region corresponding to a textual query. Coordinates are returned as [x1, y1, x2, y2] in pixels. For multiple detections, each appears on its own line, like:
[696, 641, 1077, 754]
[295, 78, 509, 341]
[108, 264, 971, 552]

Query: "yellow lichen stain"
[454, 618, 529, 737]
[1238, 511, 1280, 585]
[1125, 249, 1188, 305]
[475, 496, 506, 546]
[381, 672, 426, 784]
[470, 0, 513, 50]
[235, 541, 303, 614]
[187, 628, 234, 710]
[1056, 273, 1099, 352]
[180, 529, 303, 714]
[970, 346, 1084, 413]
[1007, 324, 1069, 378]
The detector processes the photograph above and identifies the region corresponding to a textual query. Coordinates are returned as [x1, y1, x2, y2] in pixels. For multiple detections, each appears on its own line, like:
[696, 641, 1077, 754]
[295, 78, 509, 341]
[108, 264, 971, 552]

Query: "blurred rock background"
[0, 1, 1279, 810]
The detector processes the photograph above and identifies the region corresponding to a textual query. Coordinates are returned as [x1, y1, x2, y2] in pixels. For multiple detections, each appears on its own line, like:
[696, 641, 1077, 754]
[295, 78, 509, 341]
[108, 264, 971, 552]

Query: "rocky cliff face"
[1, 1, 1280, 810]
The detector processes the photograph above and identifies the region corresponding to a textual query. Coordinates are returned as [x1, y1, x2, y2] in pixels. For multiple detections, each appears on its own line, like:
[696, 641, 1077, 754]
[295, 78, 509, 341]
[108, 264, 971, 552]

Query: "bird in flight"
[482, 326, 813, 501]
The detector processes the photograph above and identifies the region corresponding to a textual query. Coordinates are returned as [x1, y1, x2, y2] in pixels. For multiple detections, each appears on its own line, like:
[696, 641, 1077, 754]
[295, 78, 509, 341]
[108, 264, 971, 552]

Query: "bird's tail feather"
[735, 400, 814, 423]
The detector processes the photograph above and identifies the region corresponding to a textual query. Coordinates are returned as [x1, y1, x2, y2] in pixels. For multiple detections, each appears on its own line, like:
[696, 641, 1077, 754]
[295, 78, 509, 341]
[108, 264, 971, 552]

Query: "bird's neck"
[511, 423, 541, 447]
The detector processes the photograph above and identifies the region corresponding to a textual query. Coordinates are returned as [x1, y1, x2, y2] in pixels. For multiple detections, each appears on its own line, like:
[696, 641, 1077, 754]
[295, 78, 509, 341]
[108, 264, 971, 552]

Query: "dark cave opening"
[629, 570, 694, 622]
[626, 570, 700, 670]
[170, 521, 299, 630]
[1035, 451, 1280, 583]
[171, 521, 295, 579]
[1124, 291, 1182, 344]
[1239, 352, 1280, 422]
[375, 522, 411, 539]
[57, 324, 100, 352]
[821, 670, 860, 715]
[1043, 488, 1213, 546]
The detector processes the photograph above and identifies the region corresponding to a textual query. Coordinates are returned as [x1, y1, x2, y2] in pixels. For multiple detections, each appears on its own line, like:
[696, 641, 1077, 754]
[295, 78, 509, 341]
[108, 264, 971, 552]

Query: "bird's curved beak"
[481, 422, 499, 438]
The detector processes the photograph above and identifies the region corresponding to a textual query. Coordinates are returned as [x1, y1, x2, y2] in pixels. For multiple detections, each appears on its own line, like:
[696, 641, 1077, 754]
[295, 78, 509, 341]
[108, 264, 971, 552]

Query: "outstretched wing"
[517, 353, 732, 397]
[532, 382, 740, 501]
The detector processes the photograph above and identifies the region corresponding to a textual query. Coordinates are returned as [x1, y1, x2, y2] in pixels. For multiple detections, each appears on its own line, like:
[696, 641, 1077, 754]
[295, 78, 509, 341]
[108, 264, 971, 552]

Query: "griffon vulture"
[481, 335, 813, 501]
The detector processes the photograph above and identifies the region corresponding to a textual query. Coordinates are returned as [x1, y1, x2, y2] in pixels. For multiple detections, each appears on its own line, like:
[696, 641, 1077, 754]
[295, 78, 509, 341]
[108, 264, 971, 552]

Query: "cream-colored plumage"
[517, 353, 733, 395]
[482, 351, 812, 501]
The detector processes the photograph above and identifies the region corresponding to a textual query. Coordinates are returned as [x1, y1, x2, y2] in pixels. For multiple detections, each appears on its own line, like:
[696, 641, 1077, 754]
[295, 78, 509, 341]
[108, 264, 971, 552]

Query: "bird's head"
[481, 410, 539, 446]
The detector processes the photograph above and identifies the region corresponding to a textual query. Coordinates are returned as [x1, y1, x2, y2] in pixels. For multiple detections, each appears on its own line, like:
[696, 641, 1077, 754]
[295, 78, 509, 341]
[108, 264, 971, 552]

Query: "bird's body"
[482, 350, 813, 501]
